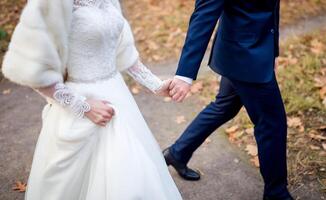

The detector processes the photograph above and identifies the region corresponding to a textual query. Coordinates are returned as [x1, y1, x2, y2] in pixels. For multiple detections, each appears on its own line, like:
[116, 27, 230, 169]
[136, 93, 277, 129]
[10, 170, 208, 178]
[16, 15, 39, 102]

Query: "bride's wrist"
[53, 83, 91, 118]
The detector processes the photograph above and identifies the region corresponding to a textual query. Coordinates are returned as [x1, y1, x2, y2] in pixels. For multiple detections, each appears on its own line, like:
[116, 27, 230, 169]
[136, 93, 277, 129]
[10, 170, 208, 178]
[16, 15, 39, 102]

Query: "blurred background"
[0, 0, 325, 199]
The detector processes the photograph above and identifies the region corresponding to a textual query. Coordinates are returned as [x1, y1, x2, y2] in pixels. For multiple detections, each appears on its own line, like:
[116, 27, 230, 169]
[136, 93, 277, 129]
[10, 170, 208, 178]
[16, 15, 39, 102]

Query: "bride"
[2, 0, 182, 199]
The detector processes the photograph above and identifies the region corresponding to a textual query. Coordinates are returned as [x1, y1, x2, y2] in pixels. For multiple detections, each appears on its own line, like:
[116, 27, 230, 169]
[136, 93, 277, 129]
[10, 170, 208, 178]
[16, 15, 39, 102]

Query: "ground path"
[1, 15, 326, 200]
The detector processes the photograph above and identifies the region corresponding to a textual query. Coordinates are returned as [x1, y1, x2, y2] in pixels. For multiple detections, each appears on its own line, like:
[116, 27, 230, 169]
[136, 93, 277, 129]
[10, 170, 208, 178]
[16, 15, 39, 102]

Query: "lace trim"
[53, 83, 91, 118]
[127, 60, 163, 92]
[74, 0, 99, 7]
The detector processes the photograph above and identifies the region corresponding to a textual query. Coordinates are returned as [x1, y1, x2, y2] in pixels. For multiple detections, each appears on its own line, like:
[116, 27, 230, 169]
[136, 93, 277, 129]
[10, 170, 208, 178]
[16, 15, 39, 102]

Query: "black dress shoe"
[163, 148, 200, 181]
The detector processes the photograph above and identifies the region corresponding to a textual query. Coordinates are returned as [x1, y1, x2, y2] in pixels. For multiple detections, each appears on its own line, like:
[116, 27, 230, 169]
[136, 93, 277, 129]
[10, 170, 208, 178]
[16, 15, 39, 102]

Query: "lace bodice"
[68, 0, 124, 82]
[68, 0, 163, 92]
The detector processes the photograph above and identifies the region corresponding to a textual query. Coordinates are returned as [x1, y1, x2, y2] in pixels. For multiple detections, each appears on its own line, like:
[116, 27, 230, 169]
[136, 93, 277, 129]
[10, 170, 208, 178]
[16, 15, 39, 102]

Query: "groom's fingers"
[169, 86, 178, 96]
[169, 80, 176, 90]
[176, 93, 186, 102]
[172, 91, 183, 101]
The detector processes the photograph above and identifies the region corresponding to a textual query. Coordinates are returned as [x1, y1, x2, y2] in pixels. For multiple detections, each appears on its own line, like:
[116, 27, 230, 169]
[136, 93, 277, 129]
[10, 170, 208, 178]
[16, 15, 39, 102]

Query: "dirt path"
[1, 15, 326, 200]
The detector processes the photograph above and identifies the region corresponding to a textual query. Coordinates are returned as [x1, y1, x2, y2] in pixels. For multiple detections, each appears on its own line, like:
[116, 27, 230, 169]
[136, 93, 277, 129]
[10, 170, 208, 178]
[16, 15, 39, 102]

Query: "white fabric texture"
[24, 0, 182, 199]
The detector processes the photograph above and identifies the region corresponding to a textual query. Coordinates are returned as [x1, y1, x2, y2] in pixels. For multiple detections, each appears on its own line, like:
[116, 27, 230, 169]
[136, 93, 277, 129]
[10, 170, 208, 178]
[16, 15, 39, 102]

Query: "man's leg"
[170, 76, 243, 164]
[229, 74, 290, 199]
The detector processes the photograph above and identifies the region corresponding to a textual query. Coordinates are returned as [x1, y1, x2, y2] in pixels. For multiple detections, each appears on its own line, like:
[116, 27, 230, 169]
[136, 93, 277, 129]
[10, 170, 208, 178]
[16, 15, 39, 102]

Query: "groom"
[163, 0, 293, 200]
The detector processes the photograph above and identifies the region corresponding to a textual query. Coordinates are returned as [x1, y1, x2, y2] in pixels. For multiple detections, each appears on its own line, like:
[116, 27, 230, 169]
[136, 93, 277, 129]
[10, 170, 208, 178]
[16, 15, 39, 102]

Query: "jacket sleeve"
[2, 1, 66, 88]
[176, 0, 225, 80]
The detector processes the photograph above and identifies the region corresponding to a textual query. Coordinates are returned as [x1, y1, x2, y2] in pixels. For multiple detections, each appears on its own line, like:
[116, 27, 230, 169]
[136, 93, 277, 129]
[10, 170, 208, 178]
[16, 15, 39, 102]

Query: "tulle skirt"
[25, 73, 182, 200]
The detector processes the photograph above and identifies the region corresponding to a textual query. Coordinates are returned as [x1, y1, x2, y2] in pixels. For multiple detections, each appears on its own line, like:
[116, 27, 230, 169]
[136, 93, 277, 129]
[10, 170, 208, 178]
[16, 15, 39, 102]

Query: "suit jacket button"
[271, 29, 275, 34]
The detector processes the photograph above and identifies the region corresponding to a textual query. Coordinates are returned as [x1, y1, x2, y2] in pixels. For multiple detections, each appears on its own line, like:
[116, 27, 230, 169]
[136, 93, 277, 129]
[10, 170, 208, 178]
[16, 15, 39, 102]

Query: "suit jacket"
[176, 0, 280, 83]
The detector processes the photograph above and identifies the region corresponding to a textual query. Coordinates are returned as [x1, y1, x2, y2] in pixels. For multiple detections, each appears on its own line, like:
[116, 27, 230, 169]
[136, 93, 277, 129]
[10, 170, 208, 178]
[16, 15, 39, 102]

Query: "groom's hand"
[169, 78, 191, 102]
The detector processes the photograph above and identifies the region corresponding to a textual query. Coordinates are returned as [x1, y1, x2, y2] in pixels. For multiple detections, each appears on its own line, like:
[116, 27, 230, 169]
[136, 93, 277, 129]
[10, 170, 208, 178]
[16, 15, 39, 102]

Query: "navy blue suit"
[176, 0, 280, 83]
[171, 0, 291, 199]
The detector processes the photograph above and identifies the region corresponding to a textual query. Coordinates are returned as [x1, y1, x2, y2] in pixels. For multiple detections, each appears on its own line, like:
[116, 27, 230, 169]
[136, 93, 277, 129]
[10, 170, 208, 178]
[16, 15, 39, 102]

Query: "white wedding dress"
[25, 0, 182, 199]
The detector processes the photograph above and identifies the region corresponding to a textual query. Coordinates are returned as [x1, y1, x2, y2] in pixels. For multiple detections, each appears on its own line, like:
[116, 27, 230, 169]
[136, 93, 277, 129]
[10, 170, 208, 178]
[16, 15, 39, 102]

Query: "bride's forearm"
[126, 59, 164, 93]
[36, 83, 90, 118]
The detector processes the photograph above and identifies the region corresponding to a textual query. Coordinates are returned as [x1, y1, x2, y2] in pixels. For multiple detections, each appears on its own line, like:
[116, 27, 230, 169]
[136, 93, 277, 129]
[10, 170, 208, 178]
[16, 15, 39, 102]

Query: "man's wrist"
[175, 75, 193, 85]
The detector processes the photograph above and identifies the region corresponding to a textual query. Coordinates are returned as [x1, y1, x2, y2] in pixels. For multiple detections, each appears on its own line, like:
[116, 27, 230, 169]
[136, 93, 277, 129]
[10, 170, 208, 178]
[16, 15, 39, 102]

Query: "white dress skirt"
[24, 1, 182, 199]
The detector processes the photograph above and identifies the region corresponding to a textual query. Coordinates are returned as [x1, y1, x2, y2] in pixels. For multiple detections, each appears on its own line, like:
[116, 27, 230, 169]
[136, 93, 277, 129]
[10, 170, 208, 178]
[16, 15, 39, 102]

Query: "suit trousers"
[170, 74, 289, 198]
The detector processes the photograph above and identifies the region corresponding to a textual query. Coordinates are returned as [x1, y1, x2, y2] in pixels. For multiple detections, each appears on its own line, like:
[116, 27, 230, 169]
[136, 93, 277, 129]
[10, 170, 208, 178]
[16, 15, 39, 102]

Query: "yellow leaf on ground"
[245, 128, 254, 135]
[319, 86, 326, 99]
[190, 81, 203, 94]
[131, 87, 140, 94]
[250, 156, 260, 168]
[310, 145, 321, 150]
[245, 144, 258, 156]
[12, 181, 27, 192]
[2, 89, 11, 95]
[175, 116, 186, 124]
[308, 130, 326, 140]
[163, 97, 172, 102]
[225, 125, 239, 134]
[322, 143, 326, 151]
[287, 117, 302, 128]
[204, 138, 212, 145]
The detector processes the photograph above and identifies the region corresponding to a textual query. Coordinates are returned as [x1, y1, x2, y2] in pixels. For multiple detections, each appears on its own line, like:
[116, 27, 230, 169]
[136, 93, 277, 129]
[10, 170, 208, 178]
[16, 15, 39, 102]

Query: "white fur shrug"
[2, 0, 139, 88]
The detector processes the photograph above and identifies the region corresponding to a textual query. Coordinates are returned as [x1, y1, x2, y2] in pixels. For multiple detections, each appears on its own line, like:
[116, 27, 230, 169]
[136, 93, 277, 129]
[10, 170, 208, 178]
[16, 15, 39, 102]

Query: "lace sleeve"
[37, 83, 91, 118]
[126, 60, 164, 93]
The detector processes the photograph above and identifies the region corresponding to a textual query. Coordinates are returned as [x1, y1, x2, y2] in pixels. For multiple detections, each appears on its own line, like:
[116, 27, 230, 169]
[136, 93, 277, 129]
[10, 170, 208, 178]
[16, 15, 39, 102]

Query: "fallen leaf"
[319, 86, 326, 99]
[163, 97, 172, 102]
[190, 81, 203, 94]
[131, 87, 140, 94]
[245, 144, 258, 156]
[2, 89, 11, 95]
[225, 125, 239, 134]
[245, 128, 254, 135]
[322, 143, 326, 150]
[287, 117, 303, 128]
[204, 138, 211, 144]
[317, 125, 326, 131]
[310, 39, 324, 55]
[250, 156, 260, 167]
[308, 130, 326, 140]
[310, 145, 321, 150]
[12, 181, 27, 192]
[175, 116, 186, 124]
[314, 76, 326, 88]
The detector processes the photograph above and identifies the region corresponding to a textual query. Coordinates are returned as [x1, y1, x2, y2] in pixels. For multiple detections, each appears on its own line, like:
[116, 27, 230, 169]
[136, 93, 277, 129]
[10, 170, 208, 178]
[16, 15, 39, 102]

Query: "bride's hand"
[84, 99, 115, 126]
[156, 79, 172, 97]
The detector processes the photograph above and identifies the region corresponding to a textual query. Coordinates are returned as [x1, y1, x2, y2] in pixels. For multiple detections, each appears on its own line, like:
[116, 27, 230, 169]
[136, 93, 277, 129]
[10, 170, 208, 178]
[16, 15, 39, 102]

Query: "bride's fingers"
[99, 121, 107, 127]
[102, 113, 112, 120]
[104, 107, 114, 116]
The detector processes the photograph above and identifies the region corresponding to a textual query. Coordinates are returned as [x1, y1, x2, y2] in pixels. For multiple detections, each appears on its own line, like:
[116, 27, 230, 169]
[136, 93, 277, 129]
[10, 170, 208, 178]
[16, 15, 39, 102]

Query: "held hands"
[168, 77, 191, 102]
[85, 99, 115, 126]
[155, 78, 191, 102]
[156, 79, 173, 97]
